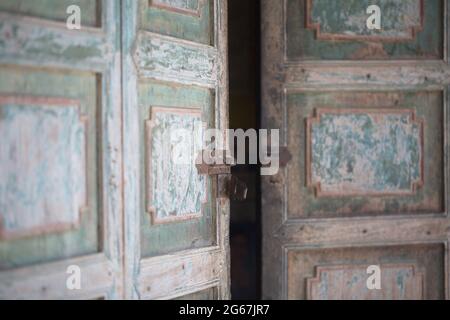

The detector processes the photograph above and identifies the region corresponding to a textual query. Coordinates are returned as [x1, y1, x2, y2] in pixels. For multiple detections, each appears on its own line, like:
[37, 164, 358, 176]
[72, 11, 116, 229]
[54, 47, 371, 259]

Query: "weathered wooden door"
[0, 0, 123, 299]
[262, 0, 450, 300]
[122, 0, 230, 299]
[0, 0, 229, 300]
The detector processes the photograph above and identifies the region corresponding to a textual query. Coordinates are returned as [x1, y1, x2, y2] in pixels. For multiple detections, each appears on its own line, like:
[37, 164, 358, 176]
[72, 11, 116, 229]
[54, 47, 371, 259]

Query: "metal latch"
[196, 150, 248, 201]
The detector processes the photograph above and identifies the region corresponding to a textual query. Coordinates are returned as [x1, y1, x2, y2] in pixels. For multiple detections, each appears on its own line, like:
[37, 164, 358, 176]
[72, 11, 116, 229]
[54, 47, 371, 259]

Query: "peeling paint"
[307, 0, 423, 41]
[307, 109, 424, 197]
[134, 32, 217, 87]
[147, 108, 206, 223]
[286, 0, 443, 60]
[0, 97, 87, 239]
[307, 264, 424, 300]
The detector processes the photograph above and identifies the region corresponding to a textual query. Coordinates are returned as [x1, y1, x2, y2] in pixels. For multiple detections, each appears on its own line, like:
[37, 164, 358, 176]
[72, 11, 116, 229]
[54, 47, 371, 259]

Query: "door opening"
[228, 0, 262, 300]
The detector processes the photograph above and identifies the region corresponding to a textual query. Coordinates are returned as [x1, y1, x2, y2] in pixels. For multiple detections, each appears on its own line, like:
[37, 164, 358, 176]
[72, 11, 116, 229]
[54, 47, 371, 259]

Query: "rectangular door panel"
[285, 0, 444, 60]
[285, 90, 445, 219]
[0, 66, 99, 270]
[287, 244, 445, 300]
[139, 81, 217, 258]
[144, 0, 213, 45]
[0, 0, 101, 27]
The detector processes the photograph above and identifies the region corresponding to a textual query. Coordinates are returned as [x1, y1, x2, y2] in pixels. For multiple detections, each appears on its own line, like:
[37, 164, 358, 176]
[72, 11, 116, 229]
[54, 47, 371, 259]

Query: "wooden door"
[0, 0, 123, 299]
[262, 0, 450, 300]
[0, 0, 229, 300]
[122, 0, 230, 300]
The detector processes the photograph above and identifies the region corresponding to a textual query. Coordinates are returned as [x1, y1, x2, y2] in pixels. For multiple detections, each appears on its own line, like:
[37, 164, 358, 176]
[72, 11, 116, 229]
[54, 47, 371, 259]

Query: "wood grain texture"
[174, 286, 217, 300]
[101, 0, 125, 299]
[216, 0, 231, 300]
[285, 63, 450, 87]
[122, 0, 142, 300]
[138, 247, 222, 299]
[276, 217, 450, 245]
[0, 254, 113, 300]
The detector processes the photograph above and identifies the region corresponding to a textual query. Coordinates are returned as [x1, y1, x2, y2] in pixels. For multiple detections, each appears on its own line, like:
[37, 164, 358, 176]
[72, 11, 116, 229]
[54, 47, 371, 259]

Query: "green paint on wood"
[142, 0, 213, 45]
[286, 0, 443, 60]
[150, 111, 205, 220]
[139, 80, 214, 121]
[154, 0, 199, 12]
[310, 265, 422, 300]
[0, 102, 86, 235]
[0, 0, 100, 27]
[286, 91, 444, 219]
[0, 17, 106, 68]
[309, 0, 421, 39]
[0, 66, 99, 270]
[135, 32, 217, 86]
[310, 110, 422, 196]
[139, 81, 216, 258]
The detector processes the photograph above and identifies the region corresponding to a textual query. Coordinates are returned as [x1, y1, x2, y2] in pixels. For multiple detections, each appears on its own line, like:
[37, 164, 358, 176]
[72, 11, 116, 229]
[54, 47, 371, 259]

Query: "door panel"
[139, 82, 217, 258]
[0, 0, 229, 300]
[0, 0, 123, 299]
[144, 0, 213, 45]
[122, 0, 229, 300]
[0, 0, 101, 27]
[286, 0, 443, 60]
[0, 67, 99, 269]
[262, 0, 450, 300]
[286, 90, 444, 218]
[288, 244, 445, 300]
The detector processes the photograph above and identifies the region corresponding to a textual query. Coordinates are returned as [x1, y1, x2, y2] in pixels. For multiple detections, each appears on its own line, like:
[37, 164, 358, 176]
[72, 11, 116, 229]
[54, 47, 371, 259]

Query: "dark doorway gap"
[228, 0, 262, 300]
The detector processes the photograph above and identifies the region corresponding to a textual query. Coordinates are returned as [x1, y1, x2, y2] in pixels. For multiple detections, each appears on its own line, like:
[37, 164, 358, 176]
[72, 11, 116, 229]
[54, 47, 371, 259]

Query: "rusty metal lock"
[196, 150, 248, 201]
